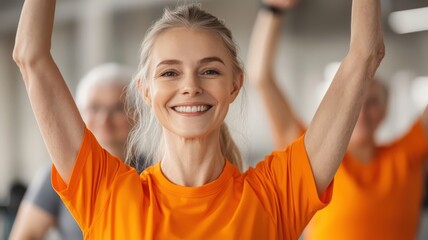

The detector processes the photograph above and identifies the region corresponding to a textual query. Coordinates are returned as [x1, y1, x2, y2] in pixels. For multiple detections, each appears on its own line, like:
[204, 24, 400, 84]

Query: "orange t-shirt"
[305, 121, 428, 240]
[52, 128, 332, 239]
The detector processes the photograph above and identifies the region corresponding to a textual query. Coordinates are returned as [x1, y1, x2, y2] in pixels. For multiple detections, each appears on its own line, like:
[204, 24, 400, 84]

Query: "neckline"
[152, 160, 236, 198]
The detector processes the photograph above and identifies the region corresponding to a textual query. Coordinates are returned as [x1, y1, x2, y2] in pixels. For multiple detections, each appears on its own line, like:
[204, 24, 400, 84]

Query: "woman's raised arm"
[13, 0, 85, 184]
[305, 0, 385, 195]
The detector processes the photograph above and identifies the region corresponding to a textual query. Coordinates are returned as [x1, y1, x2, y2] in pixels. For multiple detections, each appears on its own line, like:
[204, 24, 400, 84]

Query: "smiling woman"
[13, 0, 384, 239]
[127, 20, 245, 174]
[144, 28, 242, 185]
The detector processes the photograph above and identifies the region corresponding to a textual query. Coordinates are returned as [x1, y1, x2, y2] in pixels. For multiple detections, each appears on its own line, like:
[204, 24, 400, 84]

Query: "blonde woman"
[13, 0, 384, 239]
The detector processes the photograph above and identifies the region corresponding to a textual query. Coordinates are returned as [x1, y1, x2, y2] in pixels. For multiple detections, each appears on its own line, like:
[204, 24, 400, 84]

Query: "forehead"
[150, 27, 232, 66]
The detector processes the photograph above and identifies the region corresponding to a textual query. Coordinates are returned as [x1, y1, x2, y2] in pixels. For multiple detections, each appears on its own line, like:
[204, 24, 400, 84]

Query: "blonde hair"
[126, 4, 244, 171]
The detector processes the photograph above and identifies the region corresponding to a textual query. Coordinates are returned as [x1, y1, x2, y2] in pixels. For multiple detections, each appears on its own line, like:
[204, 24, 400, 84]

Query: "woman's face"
[144, 27, 242, 139]
[81, 84, 132, 151]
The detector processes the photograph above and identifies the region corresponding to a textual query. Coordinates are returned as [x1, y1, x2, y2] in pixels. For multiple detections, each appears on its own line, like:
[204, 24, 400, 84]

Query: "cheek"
[150, 88, 172, 120]
[150, 82, 171, 102]
[210, 81, 234, 102]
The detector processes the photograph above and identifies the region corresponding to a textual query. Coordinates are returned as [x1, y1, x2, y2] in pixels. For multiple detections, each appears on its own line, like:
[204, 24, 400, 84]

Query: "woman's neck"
[160, 129, 225, 187]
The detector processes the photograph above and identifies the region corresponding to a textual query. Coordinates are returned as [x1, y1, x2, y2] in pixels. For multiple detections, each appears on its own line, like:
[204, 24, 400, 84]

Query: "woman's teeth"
[174, 105, 210, 113]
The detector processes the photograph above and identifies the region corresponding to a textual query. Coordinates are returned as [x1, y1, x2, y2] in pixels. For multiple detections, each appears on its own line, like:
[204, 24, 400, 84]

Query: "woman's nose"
[181, 74, 203, 96]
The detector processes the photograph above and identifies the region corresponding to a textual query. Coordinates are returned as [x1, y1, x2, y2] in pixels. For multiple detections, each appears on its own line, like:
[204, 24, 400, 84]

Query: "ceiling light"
[389, 7, 428, 34]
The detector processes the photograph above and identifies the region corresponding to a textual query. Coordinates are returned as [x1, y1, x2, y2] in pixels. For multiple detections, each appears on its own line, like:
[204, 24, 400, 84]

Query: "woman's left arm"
[305, 0, 385, 195]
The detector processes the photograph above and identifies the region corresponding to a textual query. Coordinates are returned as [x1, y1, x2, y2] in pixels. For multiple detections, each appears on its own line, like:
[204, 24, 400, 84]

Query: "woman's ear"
[230, 72, 243, 103]
[138, 79, 152, 106]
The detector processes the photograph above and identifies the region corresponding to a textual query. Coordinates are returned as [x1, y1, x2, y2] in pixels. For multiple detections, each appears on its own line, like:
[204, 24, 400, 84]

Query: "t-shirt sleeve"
[23, 166, 60, 215]
[51, 126, 134, 232]
[394, 120, 428, 164]
[247, 134, 333, 239]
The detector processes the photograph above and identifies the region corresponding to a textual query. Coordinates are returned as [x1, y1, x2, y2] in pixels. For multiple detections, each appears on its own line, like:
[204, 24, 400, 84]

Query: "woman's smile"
[172, 103, 213, 115]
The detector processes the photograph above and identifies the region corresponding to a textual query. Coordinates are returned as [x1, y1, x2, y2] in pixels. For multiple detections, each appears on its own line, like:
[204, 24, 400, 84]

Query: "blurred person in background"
[247, 0, 428, 239]
[9, 63, 146, 240]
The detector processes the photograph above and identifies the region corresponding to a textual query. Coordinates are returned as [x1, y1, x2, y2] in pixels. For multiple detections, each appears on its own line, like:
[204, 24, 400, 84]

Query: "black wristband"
[260, 3, 285, 15]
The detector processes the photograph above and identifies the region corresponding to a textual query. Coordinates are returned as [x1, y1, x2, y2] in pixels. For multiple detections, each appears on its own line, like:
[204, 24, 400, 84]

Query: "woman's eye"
[202, 69, 219, 75]
[161, 71, 177, 77]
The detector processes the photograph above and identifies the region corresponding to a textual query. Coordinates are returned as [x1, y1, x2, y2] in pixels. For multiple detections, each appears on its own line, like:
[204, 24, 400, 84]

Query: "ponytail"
[220, 123, 243, 172]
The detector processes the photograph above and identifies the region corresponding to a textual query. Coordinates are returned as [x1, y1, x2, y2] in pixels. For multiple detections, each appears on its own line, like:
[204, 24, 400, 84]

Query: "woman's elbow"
[368, 42, 385, 76]
[349, 40, 385, 76]
[13, 42, 49, 70]
[12, 43, 25, 67]
[371, 41, 386, 65]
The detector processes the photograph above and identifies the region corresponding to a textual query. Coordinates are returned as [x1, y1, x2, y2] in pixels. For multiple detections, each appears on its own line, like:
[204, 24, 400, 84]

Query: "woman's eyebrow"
[155, 57, 225, 68]
[156, 59, 182, 68]
[199, 56, 225, 65]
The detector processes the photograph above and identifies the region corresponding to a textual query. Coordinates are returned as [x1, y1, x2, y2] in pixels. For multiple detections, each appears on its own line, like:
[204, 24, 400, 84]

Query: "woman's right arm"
[13, 0, 85, 184]
[247, 0, 302, 148]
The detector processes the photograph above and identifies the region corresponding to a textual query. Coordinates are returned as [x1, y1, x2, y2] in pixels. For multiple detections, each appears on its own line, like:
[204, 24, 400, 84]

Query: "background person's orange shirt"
[305, 121, 428, 240]
[52, 128, 332, 240]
